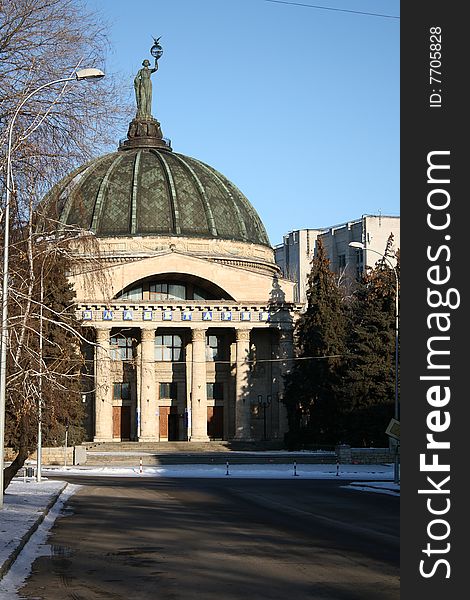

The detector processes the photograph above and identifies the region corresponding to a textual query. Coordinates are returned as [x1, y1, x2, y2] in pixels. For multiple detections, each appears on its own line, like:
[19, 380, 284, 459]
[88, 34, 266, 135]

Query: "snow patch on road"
[342, 481, 400, 496]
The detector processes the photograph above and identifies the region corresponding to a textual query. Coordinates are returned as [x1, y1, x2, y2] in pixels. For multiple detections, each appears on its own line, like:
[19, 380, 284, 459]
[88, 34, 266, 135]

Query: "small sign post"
[385, 418, 400, 441]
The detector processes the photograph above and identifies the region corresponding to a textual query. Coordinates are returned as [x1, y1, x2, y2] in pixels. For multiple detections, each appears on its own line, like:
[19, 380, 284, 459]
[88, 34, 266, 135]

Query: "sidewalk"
[0, 479, 67, 580]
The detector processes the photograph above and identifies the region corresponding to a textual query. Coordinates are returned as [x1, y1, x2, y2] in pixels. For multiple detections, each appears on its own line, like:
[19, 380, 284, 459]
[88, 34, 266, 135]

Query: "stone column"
[234, 329, 252, 440]
[94, 327, 113, 441]
[185, 342, 193, 441]
[190, 328, 209, 442]
[278, 328, 294, 436]
[139, 328, 158, 441]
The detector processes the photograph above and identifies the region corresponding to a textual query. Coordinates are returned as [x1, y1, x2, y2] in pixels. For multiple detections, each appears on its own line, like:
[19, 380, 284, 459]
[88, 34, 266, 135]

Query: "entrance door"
[207, 406, 224, 439]
[160, 407, 179, 440]
[121, 406, 131, 440]
[113, 406, 131, 440]
[159, 407, 170, 439]
[168, 409, 179, 441]
[113, 407, 120, 438]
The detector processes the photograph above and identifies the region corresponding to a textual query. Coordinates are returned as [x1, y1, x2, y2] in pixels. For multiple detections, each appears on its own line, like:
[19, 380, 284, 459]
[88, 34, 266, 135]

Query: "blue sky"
[85, 0, 399, 245]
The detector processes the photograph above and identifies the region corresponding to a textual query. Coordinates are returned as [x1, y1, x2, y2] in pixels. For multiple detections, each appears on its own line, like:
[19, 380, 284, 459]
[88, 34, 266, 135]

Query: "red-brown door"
[160, 407, 170, 438]
[113, 407, 121, 438]
[113, 406, 131, 440]
[207, 406, 224, 439]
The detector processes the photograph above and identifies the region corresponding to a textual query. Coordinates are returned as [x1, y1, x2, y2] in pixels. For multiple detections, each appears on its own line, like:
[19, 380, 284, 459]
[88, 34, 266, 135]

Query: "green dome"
[45, 146, 270, 247]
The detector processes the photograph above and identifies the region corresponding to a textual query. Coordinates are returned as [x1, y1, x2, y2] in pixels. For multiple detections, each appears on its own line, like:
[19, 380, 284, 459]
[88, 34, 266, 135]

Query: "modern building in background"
[275, 215, 400, 304]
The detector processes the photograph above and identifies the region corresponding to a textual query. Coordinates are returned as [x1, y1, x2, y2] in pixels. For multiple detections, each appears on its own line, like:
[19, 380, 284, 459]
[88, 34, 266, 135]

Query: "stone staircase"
[82, 440, 336, 466]
[84, 440, 284, 453]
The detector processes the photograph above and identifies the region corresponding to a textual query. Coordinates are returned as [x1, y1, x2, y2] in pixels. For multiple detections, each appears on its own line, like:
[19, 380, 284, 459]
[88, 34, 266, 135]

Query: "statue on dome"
[134, 37, 163, 119]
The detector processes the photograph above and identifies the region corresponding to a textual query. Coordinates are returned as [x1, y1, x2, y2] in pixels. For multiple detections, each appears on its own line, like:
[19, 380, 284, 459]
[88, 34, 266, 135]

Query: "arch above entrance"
[114, 272, 234, 302]
[73, 251, 296, 304]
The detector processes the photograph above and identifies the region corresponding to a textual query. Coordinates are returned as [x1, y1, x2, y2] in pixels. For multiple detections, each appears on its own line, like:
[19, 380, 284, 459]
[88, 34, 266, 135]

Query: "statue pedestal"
[119, 117, 171, 150]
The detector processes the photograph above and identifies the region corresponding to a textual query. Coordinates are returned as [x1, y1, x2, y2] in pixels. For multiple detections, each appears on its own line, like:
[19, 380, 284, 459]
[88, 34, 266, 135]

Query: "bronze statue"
[121, 37, 170, 149]
[133, 37, 163, 119]
[134, 58, 158, 118]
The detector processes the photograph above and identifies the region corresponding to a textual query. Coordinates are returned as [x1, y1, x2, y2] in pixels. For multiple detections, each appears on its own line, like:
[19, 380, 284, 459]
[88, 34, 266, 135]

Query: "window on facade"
[207, 382, 224, 400]
[118, 286, 143, 301]
[206, 335, 222, 361]
[155, 334, 183, 361]
[150, 283, 186, 301]
[110, 335, 134, 360]
[159, 382, 177, 399]
[82, 343, 94, 367]
[355, 249, 364, 280]
[115, 280, 223, 302]
[113, 382, 130, 400]
[338, 254, 346, 269]
[193, 286, 209, 301]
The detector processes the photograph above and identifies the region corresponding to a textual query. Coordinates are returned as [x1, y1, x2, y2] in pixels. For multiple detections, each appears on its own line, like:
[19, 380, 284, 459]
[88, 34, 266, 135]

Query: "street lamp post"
[0, 68, 105, 507]
[36, 256, 46, 483]
[349, 241, 400, 484]
[257, 395, 272, 441]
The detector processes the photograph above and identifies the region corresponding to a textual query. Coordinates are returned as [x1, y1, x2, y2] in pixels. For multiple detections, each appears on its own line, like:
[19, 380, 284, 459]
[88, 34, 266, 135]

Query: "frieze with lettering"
[79, 306, 278, 323]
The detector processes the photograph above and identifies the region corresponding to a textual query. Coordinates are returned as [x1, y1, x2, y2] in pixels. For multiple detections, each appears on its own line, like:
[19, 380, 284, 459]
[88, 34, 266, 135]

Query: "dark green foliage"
[283, 235, 399, 450]
[283, 239, 347, 447]
[37, 246, 85, 447]
[3, 235, 85, 490]
[340, 236, 399, 446]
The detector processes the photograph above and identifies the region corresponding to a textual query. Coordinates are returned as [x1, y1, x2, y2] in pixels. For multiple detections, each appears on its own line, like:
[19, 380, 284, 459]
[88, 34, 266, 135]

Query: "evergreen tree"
[283, 239, 347, 447]
[341, 235, 399, 446]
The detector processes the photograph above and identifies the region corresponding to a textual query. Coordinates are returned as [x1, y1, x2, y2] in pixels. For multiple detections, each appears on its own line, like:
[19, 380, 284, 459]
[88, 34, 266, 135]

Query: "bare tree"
[1, 0, 131, 491]
[3, 230, 90, 489]
[0, 0, 131, 209]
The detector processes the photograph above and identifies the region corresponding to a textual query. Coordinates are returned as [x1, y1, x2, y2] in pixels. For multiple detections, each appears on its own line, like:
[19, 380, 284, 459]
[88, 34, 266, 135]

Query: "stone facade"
[41, 79, 302, 445]
[71, 234, 301, 444]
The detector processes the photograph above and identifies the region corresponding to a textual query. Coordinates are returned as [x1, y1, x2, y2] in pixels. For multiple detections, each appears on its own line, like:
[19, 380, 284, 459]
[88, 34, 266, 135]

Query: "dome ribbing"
[44, 146, 270, 247]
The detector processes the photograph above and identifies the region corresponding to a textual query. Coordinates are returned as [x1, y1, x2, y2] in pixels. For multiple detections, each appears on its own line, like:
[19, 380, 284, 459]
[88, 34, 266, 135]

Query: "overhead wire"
[263, 0, 399, 19]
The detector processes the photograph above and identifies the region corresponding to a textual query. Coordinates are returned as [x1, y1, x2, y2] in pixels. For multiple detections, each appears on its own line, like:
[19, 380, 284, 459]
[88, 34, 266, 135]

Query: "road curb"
[346, 481, 400, 495]
[0, 481, 68, 580]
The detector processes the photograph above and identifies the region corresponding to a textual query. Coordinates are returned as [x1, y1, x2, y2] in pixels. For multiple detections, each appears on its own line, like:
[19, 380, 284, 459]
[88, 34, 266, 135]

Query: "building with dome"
[41, 58, 300, 444]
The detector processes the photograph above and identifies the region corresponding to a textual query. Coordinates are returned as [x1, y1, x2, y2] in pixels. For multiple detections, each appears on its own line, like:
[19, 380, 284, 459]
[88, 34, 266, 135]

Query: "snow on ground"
[42, 463, 395, 479]
[0, 464, 398, 597]
[0, 480, 80, 599]
[0, 480, 66, 572]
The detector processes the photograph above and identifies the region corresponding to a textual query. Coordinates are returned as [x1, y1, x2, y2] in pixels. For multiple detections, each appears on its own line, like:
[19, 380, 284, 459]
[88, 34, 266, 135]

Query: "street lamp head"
[75, 68, 105, 80]
[349, 241, 365, 249]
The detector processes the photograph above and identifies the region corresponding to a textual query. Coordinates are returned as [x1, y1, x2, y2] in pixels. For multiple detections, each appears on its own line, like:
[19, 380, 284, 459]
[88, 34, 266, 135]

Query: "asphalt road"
[18, 477, 399, 600]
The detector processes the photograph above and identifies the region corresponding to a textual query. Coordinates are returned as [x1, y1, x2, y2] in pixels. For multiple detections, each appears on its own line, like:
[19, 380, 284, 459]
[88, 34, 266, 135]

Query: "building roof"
[42, 145, 271, 247]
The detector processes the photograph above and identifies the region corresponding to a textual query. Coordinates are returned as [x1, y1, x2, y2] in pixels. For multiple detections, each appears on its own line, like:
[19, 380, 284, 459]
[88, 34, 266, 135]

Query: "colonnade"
[92, 325, 293, 442]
